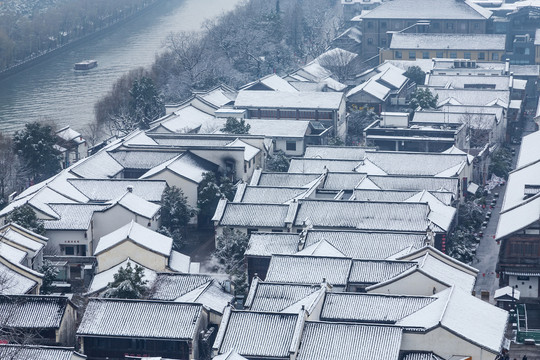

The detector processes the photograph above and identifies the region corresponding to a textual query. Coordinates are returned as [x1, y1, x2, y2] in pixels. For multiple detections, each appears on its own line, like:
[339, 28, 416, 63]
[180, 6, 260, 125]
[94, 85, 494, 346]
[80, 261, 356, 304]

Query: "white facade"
[509, 275, 539, 298]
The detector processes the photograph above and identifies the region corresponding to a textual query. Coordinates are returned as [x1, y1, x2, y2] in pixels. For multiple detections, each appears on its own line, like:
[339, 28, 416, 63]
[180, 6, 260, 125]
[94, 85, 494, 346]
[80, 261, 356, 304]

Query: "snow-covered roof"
[150, 273, 214, 301]
[56, 126, 83, 143]
[244, 233, 300, 257]
[44, 204, 108, 230]
[322, 172, 367, 190]
[70, 150, 124, 178]
[296, 321, 402, 360]
[494, 286, 520, 301]
[0, 295, 71, 328]
[347, 78, 391, 101]
[0, 242, 27, 264]
[390, 33, 505, 51]
[109, 191, 160, 219]
[294, 200, 434, 232]
[241, 74, 299, 93]
[402, 353, 444, 360]
[364, 151, 468, 177]
[215, 203, 290, 228]
[349, 260, 417, 284]
[197, 86, 237, 107]
[68, 178, 167, 203]
[236, 185, 310, 204]
[240, 119, 310, 138]
[168, 250, 192, 273]
[0, 345, 86, 360]
[77, 298, 204, 340]
[109, 150, 179, 170]
[215, 309, 302, 358]
[254, 172, 322, 187]
[0, 257, 40, 294]
[358, 175, 459, 195]
[517, 131, 540, 168]
[405, 190, 456, 232]
[304, 146, 371, 160]
[427, 87, 510, 108]
[500, 160, 540, 212]
[173, 280, 233, 315]
[265, 255, 352, 287]
[141, 152, 218, 184]
[321, 292, 434, 323]
[95, 221, 172, 256]
[156, 105, 218, 133]
[359, 0, 492, 19]
[235, 90, 344, 110]
[226, 138, 260, 162]
[427, 74, 511, 90]
[354, 189, 454, 205]
[87, 258, 157, 295]
[398, 287, 508, 353]
[496, 193, 540, 240]
[244, 279, 323, 314]
[304, 230, 426, 259]
[289, 158, 360, 173]
[213, 350, 248, 360]
[0, 226, 45, 253]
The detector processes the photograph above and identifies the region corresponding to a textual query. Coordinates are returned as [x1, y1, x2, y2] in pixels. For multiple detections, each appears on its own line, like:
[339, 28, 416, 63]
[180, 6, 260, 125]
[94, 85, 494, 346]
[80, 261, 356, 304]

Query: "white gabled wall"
[367, 271, 450, 296]
[96, 241, 168, 272]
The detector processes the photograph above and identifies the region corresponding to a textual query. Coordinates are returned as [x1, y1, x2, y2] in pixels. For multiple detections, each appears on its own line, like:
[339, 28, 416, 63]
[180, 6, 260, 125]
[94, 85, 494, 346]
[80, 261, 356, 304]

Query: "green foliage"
[212, 229, 249, 296]
[447, 227, 477, 264]
[457, 201, 484, 229]
[39, 260, 59, 295]
[328, 137, 344, 146]
[129, 76, 165, 129]
[160, 186, 194, 250]
[347, 105, 378, 145]
[409, 88, 438, 110]
[102, 262, 148, 299]
[12, 122, 60, 182]
[404, 66, 426, 86]
[220, 117, 251, 134]
[6, 204, 45, 235]
[489, 147, 513, 178]
[265, 150, 290, 172]
[197, 172, 236, 224]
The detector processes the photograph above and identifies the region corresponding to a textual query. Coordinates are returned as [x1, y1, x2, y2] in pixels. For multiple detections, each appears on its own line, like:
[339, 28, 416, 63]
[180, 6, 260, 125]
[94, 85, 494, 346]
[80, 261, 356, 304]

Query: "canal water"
[0, 0, 241, 134]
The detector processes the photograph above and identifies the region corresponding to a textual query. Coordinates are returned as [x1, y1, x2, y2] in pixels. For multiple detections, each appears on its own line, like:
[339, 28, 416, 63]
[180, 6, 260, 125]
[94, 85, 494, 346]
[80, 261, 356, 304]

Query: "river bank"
[0, 0, 164, 81]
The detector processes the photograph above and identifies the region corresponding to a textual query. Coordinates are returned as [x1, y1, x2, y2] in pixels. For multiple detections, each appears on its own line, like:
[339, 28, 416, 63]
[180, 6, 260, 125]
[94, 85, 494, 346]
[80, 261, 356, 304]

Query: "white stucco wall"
[145, 170, 199, 209]
[45, 229, 90, 256]
[401, 326, 499, 360]
[96, 241, 168, 272]
[367, 271, 450, 296]
[274, 138, 305, 156]
[509, 275, 539, 298]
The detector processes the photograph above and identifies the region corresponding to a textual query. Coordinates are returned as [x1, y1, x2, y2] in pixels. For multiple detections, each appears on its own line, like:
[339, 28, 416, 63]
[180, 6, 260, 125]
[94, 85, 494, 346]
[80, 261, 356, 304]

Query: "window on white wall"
[286, 141, 297, 151]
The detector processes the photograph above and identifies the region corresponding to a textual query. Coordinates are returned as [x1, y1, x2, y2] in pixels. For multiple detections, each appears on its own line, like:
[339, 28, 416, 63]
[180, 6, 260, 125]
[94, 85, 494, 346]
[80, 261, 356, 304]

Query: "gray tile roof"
[245, 281, 322, 312]
[218, 310, 301, 358]
[44, 204, 108, 230]
[150, 273, 213, 301]
[265, 255, 352, 286]
[304, 146, 370, 160]
[0, 345, 85, 360]
[0, 295, 69, 328]
[364, 151, 468, 176]
[0, 261, 38, 295]
[239, 186, 309, 204]
[390, 33, 505, 51]
[294, 200, 432, 232]
[321, 292, 434, 323]
[219, 203, 290, 228]
[322, 172, 366, 190]
[70, 151, 124, 178]
[235, 90, 343, 110]
[353, 189, 454, 205]
[427, 87, 510, 107]
[362, 175, 459, 194]
[402, 352, 445, 360]
[359, 0, 491, 19]
[77, 298, 203, 340]
[68, 179, 167, 202]
[348, 260, 417, 284]
[304, 230, 426, 259]
[296, 322, 402, 360]
[256, 173, 321, 187]
[289, 158, 360, 173]
[245, 233, 300, 257]
[109, 151, 179, 170]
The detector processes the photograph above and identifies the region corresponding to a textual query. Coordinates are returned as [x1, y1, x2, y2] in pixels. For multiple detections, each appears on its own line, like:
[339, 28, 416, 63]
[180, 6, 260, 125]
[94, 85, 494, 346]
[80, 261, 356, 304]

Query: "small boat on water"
[74, 60, 98, 70]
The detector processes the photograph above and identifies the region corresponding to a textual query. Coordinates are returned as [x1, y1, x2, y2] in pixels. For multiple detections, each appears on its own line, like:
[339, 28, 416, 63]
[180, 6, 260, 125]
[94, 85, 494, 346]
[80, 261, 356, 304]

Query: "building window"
[367, 21, 373, 29]
[381, 22, 387, 29]
[464, 52, 471, 59]
[422, 51, 429, 59]
[478, 52, 485, 60]
[446, 23, 454, 30]
[436, 51, 443, 58]
[368, 38, 373, 45]
[63, 246, 75, 255]
[450, 52, 457, 58]
[492, 53, 499, 60]
[409, 51, 416, 59]
[474, 22, 480, 29]
[395, 51, 402, 59]
[286, 141, 297, 151]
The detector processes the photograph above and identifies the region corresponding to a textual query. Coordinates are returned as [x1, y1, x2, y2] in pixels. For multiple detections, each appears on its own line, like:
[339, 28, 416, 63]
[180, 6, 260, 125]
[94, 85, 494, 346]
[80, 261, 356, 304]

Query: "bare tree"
[317, 48, 359, 82]
[460, 111, 495, 149]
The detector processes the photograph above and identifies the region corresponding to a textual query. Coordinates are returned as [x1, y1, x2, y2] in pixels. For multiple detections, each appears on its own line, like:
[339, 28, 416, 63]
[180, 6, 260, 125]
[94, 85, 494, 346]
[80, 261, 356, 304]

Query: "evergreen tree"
[404, 65, 426, 86]
[6, 204, 45, 235]
[265, 150, 290, 172]
[220, 117, 250, 134]
[212, 229, 249, 296]
[39, 260, 59, 295]
[129, 77, 165, 129]
[12, 122, 60, 182]
[102, 262, 148, 299]
[409, 88, 438, 110]
[160, 186, 193, 249]
[197, 172, 235, 225]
